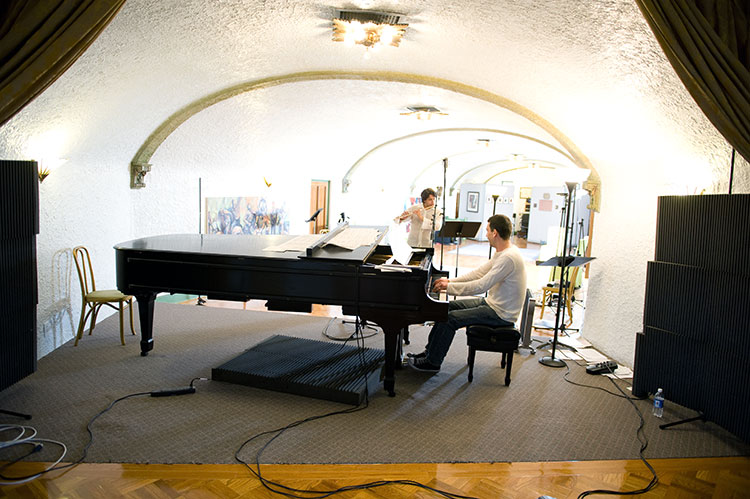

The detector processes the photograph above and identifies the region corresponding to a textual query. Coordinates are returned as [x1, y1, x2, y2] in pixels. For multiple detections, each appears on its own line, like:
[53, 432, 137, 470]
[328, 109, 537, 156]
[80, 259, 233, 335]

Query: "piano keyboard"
[427, 274, 448, 301]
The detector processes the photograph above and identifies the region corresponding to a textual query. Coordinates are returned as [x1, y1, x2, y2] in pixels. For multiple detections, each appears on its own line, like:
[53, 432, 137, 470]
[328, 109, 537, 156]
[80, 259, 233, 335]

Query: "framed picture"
[205, 196, 289, 235]
[467, 191, 480, 213]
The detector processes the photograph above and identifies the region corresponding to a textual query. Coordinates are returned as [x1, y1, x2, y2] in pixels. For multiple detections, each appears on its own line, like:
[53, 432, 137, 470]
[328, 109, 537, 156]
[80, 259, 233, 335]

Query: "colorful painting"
[205, 196, 289, 235]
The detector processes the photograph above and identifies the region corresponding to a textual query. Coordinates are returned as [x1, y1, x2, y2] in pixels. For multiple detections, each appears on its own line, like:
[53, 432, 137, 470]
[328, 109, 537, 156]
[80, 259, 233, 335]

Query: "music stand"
[536, 255, 594, 367]
[438, 221, 482, 277]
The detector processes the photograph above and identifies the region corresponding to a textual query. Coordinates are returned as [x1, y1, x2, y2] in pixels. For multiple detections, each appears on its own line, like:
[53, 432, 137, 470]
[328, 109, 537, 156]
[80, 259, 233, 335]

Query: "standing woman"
[396, 188, 443, 247]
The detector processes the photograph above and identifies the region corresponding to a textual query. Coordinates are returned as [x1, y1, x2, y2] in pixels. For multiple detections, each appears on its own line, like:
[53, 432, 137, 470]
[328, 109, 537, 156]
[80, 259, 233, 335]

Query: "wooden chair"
[465, 290, 535, 386]
[538, 266, 580, 326]
[72, 246, 135, 346]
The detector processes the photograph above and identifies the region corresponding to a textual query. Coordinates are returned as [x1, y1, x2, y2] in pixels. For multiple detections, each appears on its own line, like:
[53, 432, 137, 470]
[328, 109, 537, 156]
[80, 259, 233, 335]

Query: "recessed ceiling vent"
[337, 10, 402, 25]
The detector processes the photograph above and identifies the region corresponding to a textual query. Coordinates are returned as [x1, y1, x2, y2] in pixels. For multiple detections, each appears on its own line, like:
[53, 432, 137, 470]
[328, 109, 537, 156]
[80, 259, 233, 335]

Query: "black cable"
[556, 360, 658, 498]
[1, 378, 205, 482]
[0, 391, 150, 481]
[729, 148, 735, 194]
[323, 316, 379, 341]
[0, 443, 44, 475]
[562, 359, 633, 399]
[237, 306, 478, 499]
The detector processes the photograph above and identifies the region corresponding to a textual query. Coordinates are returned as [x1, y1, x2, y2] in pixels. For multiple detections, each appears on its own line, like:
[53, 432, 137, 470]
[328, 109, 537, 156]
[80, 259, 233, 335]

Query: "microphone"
[305, 208, 323, 223]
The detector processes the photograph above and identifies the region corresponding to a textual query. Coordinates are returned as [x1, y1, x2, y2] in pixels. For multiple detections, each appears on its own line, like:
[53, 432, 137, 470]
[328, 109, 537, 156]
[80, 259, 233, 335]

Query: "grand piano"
[115, 225, 448, 396]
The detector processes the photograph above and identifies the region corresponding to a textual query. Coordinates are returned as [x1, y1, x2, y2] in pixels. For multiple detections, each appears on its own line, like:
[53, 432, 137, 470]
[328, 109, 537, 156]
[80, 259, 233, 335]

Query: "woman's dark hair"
[420, 188, 437, 202]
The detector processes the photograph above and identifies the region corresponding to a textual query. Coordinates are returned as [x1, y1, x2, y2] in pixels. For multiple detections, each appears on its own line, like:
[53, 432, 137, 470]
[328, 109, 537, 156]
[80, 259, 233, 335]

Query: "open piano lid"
[301, 223, 388, 262]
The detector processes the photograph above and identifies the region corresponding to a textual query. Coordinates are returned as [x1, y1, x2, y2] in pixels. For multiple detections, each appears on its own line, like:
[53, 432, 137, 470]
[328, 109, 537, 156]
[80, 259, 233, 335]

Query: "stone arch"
[130, 70, 600, 210]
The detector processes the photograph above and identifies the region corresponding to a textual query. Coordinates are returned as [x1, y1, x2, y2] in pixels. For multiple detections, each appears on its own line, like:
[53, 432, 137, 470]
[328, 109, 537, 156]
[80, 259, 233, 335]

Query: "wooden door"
[309, 180, 329, 234]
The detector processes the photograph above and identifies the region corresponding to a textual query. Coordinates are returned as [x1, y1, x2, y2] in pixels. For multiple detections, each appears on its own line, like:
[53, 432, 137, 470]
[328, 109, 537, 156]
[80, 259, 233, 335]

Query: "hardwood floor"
[2, 457, 749, 498]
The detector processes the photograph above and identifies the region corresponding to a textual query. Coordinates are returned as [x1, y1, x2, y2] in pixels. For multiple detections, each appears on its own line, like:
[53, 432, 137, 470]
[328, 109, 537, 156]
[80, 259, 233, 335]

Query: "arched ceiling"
[131, 72, 593, 194]
[69, 0, 657, 202]
[3, 0, 685, 211]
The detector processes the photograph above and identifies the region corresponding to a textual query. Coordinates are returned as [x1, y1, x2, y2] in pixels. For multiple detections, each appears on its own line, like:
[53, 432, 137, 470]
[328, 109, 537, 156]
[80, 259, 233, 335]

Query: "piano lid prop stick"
[305, 221, 349, 257]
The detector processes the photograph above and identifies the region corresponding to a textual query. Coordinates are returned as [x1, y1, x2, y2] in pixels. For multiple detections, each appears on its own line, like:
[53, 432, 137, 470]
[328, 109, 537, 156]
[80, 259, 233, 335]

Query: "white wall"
[527, 186, 565, 244]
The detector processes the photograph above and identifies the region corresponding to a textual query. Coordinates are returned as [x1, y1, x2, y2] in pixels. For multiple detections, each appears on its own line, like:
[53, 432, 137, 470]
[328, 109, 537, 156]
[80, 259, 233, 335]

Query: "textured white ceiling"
[3, 0, 705, 184]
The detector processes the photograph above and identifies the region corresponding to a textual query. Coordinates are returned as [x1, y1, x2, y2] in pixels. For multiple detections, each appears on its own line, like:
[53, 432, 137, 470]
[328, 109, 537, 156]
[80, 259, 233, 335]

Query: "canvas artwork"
[205, 196, 289, 235]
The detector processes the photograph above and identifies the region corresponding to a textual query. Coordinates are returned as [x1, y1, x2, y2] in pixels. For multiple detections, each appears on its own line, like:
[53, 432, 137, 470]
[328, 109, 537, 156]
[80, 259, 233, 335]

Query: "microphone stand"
[489, 194, 499, 259]
[539, 181, 576, 368]
[430, 201, 437, 247]
[439, 157, 448, 270]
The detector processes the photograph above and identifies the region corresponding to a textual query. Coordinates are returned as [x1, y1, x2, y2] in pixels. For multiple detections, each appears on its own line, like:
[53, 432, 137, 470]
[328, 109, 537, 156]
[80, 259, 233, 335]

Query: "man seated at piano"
[408, 214, 527, 373]
[395, 187, 443, 247]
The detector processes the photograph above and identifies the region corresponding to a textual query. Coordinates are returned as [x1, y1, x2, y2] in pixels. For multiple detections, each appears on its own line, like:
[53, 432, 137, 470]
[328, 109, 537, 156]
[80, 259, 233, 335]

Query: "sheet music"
[325, 227, 380, 250]
[385, 222, 413, 265]
[264, 234, 322, 252]
[263, 227, 379, 253]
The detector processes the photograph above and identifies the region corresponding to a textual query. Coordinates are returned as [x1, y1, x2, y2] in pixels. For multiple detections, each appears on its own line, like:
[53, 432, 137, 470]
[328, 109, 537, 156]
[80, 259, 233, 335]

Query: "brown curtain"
[635, 0, 750, 162]
[0, 0, 126, 128]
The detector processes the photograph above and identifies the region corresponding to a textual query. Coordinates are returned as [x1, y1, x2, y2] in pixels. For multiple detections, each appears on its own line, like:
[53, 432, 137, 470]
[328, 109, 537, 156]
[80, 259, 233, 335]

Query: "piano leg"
[382, 326, 402, 397]
[135, 292, 156, 356]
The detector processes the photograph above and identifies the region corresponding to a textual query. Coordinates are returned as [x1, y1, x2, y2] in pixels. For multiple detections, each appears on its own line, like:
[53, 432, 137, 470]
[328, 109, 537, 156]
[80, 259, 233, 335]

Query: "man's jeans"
[425, 297, 513, 366]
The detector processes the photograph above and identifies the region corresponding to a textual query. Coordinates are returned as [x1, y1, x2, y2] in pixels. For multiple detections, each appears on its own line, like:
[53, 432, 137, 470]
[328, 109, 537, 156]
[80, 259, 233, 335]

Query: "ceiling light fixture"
[332, 10, 407, 51]
[400, 106, 447, 120]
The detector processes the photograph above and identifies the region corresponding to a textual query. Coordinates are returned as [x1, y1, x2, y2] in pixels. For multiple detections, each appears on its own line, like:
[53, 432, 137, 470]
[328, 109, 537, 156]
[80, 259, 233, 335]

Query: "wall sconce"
[332, 10, 407, 52]
[131, 162, 151, 189]
[36, 158, 66, 183]
[38, 165, 50, 182]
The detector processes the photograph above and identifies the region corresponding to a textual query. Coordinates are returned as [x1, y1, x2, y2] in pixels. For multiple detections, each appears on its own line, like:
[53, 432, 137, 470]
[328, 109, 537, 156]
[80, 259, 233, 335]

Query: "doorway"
[310, 180, 329, 234]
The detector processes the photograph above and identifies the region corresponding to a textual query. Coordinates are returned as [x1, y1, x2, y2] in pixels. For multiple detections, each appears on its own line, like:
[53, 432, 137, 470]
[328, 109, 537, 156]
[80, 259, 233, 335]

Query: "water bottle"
[653, 388, 664, 418]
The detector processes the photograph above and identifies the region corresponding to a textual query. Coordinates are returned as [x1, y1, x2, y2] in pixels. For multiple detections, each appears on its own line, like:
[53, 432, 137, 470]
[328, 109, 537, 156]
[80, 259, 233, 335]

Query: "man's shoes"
[406, 351, 427, 359]
[408, 356, 440, 373]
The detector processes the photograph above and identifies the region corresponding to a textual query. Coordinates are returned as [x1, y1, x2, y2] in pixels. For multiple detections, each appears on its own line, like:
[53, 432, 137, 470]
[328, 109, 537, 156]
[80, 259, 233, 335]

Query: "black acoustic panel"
[637, 194, 750, 443]
[0, 238, 38, 308]
[0, 160, 38, 392]
[643, 262, 750, 352]
[0, 303, 37, 392]
[654, 194, 750, 275]
[212, 335, 385, 405]
[0, 160, 39, 238]
[633, 326, 750, 442]
[633, 327, 707, 408]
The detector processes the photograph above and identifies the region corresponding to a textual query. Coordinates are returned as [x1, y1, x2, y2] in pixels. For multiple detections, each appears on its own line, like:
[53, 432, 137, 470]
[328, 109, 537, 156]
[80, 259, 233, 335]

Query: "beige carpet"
[1, 302, 748, 465]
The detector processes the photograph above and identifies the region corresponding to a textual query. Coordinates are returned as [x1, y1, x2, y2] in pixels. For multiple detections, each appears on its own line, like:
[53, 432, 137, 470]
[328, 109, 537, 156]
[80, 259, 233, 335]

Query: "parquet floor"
[2, 457, 749, 498]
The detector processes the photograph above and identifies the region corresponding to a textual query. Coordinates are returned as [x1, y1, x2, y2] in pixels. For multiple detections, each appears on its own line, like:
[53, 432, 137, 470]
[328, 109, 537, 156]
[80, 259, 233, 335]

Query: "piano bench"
[465, 325, 521, 386]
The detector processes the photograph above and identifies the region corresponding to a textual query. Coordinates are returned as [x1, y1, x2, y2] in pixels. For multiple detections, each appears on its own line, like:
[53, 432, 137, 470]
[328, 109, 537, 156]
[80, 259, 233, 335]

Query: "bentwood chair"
[72, 246, 135, 346]
[538, 266, 580, 326]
